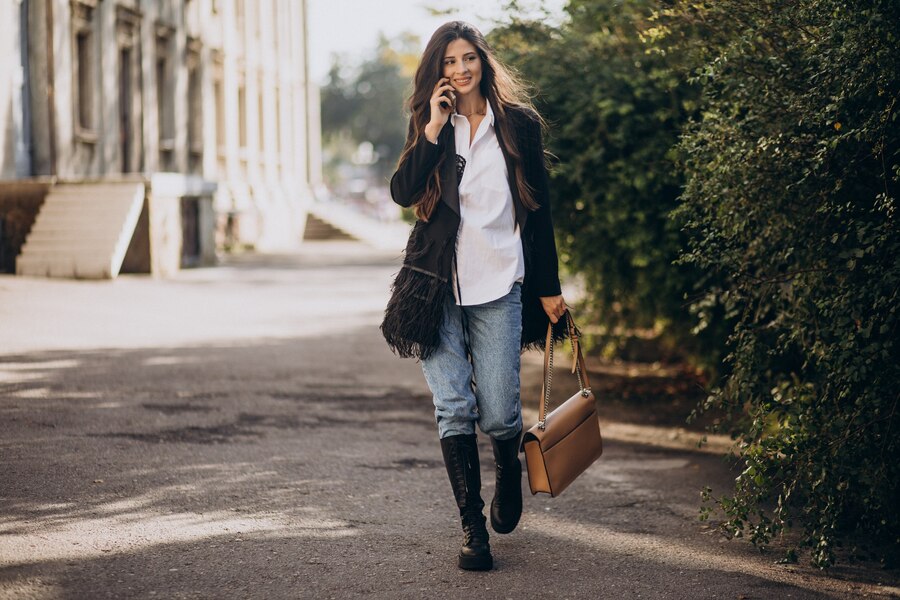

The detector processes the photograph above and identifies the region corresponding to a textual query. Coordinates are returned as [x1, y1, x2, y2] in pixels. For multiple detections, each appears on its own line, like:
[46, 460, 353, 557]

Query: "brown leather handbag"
[521, 311, 603, 497]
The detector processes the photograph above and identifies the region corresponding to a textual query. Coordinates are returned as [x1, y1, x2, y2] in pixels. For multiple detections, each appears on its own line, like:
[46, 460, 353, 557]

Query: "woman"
[380, 21, 569, 571]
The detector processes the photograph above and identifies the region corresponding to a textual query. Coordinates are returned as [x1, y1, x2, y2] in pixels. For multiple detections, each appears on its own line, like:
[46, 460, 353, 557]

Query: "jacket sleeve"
[389, 119, 443, 208]
[528, 118, 562, 297]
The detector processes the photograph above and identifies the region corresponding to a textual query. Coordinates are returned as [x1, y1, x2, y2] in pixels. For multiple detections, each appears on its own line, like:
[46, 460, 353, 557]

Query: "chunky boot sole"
[458, 552, 493, 571]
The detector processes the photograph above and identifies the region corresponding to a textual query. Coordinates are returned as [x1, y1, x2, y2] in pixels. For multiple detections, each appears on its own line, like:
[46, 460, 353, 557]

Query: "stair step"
[51, 184, 143, 193]
[25, 225, 125, 236]
[25, 230, 121, 241]
[35, 218, 134, 228]
[17, 182, 145, 279]
[32, 215, 135, 226]
[303, 214, 355, 241]
[18, 247, 119, 258]
[41, 198, 137, 212]
[37, 199, 136, 208]
[22, 244, 122, 256]
[22, 240, 124, 253]
[40, 200, 137, 209]
[30, 214, 136, 225]
[17, 255, 114, 278]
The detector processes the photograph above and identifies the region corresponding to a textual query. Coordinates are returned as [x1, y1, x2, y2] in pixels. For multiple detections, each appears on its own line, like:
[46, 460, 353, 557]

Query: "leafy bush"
[655, 0, 900, 566]
[497, 0, 900, 566]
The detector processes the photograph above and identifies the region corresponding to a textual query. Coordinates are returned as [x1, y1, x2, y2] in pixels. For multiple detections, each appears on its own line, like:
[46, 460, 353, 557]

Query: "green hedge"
[494, 0, 900, 566]
[661, 0, 900, 566]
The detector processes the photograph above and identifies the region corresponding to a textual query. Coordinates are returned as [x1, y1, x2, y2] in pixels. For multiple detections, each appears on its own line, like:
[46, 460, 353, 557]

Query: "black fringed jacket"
[380, 104, 569, 360]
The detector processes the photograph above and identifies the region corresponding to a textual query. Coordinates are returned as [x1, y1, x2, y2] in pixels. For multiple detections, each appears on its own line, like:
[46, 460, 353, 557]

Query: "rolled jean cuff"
[491, 425, 523, 441]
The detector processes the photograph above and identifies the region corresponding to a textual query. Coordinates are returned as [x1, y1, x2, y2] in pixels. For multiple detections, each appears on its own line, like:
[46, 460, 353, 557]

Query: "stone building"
[0, 0, 321, 278]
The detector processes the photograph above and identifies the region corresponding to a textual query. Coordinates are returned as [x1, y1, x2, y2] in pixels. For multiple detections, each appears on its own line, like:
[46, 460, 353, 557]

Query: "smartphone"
[440, 78, 456, 112]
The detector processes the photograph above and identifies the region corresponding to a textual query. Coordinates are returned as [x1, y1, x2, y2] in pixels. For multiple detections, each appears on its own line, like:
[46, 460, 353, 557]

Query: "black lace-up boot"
[489, 431, 523, 534]
[439, 433, 493, 571]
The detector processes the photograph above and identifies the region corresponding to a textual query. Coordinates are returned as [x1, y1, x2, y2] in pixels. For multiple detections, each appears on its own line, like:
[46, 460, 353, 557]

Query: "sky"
[307, 0, 568, 86]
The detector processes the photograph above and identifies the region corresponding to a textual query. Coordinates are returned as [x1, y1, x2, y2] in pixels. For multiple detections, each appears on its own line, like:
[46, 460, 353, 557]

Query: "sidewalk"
[1, 241, 897, 599]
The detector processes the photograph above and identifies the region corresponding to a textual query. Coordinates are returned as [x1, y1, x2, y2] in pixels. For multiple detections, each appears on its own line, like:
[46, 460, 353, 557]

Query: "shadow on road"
[2, 331, 898, 598]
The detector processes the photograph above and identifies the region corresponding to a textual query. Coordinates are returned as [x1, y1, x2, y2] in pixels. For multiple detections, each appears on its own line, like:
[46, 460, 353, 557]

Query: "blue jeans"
[421, 282, 524, 441]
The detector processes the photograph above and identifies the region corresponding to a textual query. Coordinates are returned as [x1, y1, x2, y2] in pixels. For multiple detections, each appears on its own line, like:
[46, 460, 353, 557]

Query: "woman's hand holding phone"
[425, 78, 455, 143]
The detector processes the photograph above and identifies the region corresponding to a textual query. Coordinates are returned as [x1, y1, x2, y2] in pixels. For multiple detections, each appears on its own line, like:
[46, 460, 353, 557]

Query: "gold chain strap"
[539, 313, 591, 431]
[540, 336, 554, 430]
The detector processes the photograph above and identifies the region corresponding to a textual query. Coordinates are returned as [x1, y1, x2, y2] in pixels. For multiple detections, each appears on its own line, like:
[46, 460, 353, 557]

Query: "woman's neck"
[456, 92, 487, 117]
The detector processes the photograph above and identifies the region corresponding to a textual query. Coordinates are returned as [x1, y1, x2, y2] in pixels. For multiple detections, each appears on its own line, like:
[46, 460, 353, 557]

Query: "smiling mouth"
[456, 77, 472, 84]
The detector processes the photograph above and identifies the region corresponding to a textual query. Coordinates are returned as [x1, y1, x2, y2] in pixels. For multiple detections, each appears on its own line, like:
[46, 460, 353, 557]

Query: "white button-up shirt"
[448, 100, 525, 306]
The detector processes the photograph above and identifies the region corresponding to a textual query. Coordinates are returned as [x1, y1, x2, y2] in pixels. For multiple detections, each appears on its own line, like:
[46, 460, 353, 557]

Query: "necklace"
[457, 102, 487, 117]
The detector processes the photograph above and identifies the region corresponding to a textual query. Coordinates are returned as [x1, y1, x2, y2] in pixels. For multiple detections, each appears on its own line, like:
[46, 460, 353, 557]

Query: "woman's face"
[442, 38, 482, 96]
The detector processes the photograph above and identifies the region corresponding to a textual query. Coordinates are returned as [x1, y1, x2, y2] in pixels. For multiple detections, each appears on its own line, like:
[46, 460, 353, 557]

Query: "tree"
[490, 0, 715, 365]
[320, 33, 420, 181]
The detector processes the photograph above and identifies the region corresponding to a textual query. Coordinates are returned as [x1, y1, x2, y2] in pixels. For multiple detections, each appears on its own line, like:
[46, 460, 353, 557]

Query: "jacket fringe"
[380, 265, 449, 360]
[381, 266, 579, 360]
[520, 308, 579, 354]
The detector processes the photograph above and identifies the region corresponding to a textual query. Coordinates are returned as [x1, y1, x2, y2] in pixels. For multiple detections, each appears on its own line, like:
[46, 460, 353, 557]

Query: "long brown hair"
[397, 21, 547, 221]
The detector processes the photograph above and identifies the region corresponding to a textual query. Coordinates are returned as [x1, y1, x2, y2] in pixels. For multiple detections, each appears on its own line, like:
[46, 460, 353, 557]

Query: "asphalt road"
[1, 242, 897, 599]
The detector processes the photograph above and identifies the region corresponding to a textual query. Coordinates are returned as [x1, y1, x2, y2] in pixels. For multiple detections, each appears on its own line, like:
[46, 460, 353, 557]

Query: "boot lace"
[462, 513, 488, 545]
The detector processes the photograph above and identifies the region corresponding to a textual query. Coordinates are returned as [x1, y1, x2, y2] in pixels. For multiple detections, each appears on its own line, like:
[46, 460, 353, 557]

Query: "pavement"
[1, 241, 898, 599]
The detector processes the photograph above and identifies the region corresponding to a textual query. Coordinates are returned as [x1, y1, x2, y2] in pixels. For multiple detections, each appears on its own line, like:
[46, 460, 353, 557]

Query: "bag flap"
[524, 391, 597, 452]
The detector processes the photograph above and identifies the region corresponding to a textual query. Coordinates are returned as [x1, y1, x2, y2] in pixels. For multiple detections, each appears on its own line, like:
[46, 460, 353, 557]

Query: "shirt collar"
[450, 98, 494, 127]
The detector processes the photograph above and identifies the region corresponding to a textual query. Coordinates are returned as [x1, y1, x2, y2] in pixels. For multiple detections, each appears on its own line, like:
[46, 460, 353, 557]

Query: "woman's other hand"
[425, 78, 455, 142]
[539, 295, 567, 324]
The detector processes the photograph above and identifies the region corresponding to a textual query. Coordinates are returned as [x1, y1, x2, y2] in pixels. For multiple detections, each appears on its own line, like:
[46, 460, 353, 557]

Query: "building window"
[254, 1, 261, 39]
[212, 51, 224, 158]
[76, 31, 92, 129]
[275, 86, 282, 155]
[187, 38, 203, 174]
[238, 84, 247, 149]
[236, 0, 245, 36]
[283, 87, 292, 160]
[156, 24, 175, 169]
[116, 4, 143, 173]
[213, 80, 224, 155]
[272, 0, 279, 50]
[71, 0, 98, 143]
[258, 87, 265, 154]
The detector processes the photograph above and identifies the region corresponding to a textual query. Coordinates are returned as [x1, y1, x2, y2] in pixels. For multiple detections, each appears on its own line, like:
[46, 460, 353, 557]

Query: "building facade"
[0, 0, 321, 277]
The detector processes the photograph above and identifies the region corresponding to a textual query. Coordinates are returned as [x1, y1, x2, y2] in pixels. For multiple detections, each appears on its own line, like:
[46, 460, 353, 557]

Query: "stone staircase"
[302, 213, 355, 241]
[16, 182, 146, 279]
[305, 201, 410, 252]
